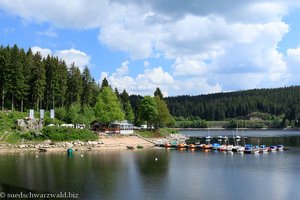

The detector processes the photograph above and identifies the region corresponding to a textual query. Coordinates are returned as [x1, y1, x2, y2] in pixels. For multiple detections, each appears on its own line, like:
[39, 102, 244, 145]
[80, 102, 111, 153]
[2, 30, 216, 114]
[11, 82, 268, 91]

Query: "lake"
[1, 130, 300, 200]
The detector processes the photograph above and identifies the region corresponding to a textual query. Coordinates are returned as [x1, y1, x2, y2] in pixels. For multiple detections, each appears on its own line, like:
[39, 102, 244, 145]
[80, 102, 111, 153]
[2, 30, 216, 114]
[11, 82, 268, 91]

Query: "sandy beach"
[0, 135, 156, 153]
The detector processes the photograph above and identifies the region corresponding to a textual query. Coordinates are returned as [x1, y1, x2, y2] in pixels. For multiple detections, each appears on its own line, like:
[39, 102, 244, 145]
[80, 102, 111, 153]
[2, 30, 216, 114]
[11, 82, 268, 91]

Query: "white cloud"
[54, 49, 91, 71]
[102, 61, 222, 96]
[37, 28, 57, 37]
[2, 1, 300, 94]
[286, 46, 300, 84]
[31, 46, 52, 57]
[31, 46, 91, 71]
[172, 57, 208, 76]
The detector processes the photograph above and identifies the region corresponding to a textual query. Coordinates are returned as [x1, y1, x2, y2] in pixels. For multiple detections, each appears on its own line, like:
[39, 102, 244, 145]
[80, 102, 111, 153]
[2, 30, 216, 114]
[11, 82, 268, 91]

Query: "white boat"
[277, 145, 284, 151]
[226, 145, 233, 151]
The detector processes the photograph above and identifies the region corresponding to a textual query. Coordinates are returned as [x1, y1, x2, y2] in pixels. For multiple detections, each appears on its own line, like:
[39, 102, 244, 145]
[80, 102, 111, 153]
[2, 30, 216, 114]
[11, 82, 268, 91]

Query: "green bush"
[41, 126, 98, 141]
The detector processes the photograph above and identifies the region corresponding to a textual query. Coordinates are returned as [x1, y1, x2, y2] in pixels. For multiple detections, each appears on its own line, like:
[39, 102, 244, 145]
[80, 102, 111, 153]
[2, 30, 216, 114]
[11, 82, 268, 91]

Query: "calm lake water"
[1, 130, 300, 200]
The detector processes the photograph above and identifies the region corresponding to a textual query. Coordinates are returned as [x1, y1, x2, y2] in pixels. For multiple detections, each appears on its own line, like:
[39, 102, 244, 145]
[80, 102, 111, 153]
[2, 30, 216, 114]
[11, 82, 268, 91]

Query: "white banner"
[40, 109, 44, 119]
[50, 109, 55, 119]
[29, 109, 34, 119]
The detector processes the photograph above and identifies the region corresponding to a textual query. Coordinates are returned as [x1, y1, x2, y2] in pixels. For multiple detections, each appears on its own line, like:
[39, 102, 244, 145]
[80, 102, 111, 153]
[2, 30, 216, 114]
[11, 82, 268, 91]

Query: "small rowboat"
[38, 148, 47, 152]
[177, 143, 186, 148]
[127, 145, 135, 150]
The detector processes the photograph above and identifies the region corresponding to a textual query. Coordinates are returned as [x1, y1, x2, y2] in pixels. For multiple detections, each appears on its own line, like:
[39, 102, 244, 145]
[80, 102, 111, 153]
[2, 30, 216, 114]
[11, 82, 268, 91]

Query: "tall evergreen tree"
[81, 66, 93, 106]
[0, 46, 9, 110]
[18, 48, 30, 112]
[9, 45, 26, 111]
[154, 87, 163, 99]
[31, 52, 46, 110]
[57, 60, 68, 107]
[120, 89, 134, 123]
[100, 77, 109, 90]
[67, 63, 83, 105]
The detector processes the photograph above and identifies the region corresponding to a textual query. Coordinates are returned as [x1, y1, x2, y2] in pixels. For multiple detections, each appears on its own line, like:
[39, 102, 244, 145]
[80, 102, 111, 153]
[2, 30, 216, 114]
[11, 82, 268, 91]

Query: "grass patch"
[0, 111, 27, 133]
[136, 128, 178, 138]
[5, 132, 22, 144]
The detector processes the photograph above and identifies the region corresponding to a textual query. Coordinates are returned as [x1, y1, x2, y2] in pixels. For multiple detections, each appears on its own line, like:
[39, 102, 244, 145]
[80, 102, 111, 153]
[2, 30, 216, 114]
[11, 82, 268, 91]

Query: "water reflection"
[134, 150, 170, 200]
[0, 137, 300, 200]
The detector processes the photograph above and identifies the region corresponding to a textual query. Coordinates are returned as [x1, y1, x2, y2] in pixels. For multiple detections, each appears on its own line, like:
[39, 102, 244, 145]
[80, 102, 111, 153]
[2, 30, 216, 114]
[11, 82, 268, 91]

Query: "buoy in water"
[67, 148, 73, 155]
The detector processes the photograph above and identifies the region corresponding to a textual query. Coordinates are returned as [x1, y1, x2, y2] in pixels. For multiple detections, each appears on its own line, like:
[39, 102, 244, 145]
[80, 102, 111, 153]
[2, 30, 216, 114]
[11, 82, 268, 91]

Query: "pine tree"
[9, 45, 26, 111]
[81, 66, 93, 106]
[31, 52, 46, 110]
[57, 60, 68, 107]
[154, 87, 163, 99]
[67, 63, 83, 105]
[100, 77, 109, 90]
[0, 46, 9, 110]
[120, 89, 134, 123]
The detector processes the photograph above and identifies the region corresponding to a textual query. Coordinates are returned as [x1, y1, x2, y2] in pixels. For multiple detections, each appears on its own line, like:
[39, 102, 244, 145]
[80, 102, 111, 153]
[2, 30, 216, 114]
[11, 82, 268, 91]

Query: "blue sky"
[1, 1, 300, 96]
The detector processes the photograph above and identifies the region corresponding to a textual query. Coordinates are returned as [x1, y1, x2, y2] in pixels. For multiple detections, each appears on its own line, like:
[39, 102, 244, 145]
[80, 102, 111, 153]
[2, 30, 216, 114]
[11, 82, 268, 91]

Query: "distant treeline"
[164, 86, 300, 122]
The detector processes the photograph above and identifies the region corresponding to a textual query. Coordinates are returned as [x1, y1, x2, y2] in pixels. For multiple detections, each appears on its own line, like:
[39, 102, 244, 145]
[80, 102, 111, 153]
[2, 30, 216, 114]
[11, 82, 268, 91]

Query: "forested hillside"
[165, 87, 300, 121]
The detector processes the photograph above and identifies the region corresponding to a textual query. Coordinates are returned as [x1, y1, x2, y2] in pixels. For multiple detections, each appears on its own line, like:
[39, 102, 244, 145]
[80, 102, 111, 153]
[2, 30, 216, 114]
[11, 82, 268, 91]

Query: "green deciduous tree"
[139, 96, 158, 129]
[154, 96, 173, 128]
[94, 87, 125, 124]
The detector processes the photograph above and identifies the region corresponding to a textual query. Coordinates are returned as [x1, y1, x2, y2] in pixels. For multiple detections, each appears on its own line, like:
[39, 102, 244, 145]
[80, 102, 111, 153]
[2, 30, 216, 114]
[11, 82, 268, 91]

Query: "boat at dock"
[277, 145, 284, 151]
[127, 145, 135, 150]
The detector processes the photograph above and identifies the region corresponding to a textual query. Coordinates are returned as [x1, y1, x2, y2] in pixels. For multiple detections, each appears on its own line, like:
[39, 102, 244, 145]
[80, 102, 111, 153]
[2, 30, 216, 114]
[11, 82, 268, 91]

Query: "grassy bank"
[135, 128, 179, 138]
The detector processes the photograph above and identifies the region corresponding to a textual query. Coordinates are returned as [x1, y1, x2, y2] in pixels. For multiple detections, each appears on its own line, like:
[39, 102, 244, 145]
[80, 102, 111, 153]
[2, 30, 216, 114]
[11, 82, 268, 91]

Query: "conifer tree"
[67, 63, 83, 105]
[154, 87, 163, 99]
[81, 66, 93, 106]
[120, 89, 134, 123]
[31, 52, 46, 110]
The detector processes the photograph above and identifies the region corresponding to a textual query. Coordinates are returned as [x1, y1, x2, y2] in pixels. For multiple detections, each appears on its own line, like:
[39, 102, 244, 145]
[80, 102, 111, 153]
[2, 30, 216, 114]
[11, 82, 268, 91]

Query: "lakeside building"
[90, 120, 134, 134]
[110, 120, 134, 134]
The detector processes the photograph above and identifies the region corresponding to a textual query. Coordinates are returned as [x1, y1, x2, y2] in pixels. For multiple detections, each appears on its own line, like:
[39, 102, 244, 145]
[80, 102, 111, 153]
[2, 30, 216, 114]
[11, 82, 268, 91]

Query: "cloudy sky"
[1, 0, 300, 96]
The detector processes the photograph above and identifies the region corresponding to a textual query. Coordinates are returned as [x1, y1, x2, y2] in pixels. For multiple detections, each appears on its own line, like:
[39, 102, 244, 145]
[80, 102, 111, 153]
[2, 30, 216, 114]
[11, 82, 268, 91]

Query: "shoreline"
[177, 128, 300, 131]
[0, 135, 157, 154]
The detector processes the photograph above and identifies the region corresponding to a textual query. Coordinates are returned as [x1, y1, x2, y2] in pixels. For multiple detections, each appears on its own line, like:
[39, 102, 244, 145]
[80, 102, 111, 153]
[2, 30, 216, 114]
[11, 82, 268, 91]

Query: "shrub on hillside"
[39, 126, 98, 141]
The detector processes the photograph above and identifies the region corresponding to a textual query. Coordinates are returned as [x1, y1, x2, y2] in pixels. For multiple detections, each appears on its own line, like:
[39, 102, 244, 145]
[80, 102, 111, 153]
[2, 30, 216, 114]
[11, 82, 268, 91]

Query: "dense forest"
[0, 44, 101, 111]
[164, 87, 300, 122]
[2, 44, 300, 128]
[0, 45, 172, 128]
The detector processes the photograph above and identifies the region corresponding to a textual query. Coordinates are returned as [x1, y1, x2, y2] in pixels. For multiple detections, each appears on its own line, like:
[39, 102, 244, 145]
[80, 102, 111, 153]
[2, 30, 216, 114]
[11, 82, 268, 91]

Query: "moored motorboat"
[226, 145, 234, 151]
[165, 143, 172, 148]
[236, 146, 245, 153]
[127, 145, 135, 150]
[219, 145, 226, 152]
[277, 145, 284, 151]
[244, 144, 253, 154]
[269, 146, 277, 152]
[259, 145, 268, 153]
[212, 143, 220, 151]
[177, 143, 186, 149]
